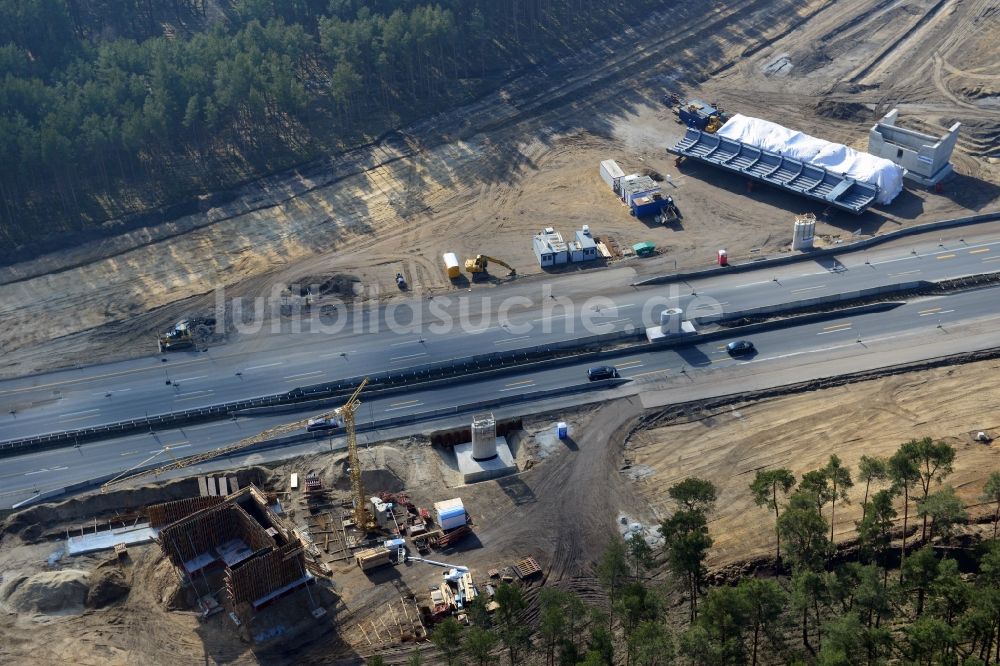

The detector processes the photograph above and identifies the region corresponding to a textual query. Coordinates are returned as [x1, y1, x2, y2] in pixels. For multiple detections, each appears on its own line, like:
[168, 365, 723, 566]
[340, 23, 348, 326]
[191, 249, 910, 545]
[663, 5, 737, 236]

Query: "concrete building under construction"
[153, 485, 312, 618]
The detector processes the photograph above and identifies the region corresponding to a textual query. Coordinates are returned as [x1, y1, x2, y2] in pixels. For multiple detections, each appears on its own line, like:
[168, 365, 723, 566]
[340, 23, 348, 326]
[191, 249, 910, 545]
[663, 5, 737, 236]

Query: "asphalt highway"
[2, 228, 999, 441]
[3, 283, 1000, 508]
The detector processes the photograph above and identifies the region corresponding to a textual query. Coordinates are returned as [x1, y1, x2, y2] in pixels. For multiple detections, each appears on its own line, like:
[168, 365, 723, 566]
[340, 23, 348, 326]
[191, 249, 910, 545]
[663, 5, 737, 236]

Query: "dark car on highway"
[588, 366, 620, 381]
[307, 416, 342, 432]
[726, 340, 755, 356]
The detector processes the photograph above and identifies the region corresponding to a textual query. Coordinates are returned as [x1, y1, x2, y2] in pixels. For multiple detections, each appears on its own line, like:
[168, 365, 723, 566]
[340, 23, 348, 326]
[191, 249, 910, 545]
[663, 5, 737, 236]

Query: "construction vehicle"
[408, 556, 469, 583]
[101, 380, 375, 532]
[409, 555, 478, 616]
[464, 255, 516, 277]
[654, 196, 682, 225]
[676, 99, 729, 133]
[158, 320, 194, 352]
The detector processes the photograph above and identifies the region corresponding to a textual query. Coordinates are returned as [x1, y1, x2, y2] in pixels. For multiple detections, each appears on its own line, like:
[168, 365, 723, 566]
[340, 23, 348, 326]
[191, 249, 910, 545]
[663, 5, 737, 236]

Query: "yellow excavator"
[464, 254, 516, 277]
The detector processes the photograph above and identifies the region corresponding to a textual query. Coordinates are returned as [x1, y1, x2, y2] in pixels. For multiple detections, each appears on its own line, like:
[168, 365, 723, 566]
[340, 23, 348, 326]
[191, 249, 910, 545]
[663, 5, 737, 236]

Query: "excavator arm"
[480, 256, 515, 274]
[464, 254, 516, 276]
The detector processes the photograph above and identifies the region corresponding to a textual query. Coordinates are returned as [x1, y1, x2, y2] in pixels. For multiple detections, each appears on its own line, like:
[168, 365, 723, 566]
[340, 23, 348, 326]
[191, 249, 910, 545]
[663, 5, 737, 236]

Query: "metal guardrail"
[6, 378, 623, 509]
[0, 329, 639, 457]
[6, 252, 999, 458]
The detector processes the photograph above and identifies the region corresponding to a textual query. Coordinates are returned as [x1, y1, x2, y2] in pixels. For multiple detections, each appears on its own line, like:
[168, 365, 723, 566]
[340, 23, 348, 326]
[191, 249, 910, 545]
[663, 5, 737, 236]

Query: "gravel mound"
[2, 569, 89, 614]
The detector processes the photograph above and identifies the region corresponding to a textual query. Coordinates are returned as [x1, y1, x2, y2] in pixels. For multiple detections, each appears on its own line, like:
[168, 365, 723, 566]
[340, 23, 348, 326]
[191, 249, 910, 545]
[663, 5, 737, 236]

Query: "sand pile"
[1, 569, 89, 614]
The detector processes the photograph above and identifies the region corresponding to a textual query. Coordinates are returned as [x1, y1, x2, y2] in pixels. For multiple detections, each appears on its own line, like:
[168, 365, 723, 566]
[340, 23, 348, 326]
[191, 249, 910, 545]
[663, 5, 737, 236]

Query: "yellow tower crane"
[340, 378, 372, 529]
[100, 378, 372, 524]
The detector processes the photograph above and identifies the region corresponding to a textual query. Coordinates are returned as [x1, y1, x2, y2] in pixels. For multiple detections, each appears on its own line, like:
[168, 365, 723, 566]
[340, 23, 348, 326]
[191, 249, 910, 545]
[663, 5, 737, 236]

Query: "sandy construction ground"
[626, 356, 1000, 568]
[3, 346, 1000, 662]
[1, 0, 997, 379]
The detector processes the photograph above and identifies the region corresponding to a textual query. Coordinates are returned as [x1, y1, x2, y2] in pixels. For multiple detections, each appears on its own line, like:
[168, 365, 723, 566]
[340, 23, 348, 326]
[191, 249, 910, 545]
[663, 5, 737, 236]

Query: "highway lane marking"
[24, 466, 69, 476]
[388, 399, 421, 407]
[920, 309, 954, 317]
[390, 352, 429, 361]
[58, 408, 99, 419]
[868, 240, 1000, 268]
[92, 388, 132, 395]
[628, 369, 666, 379]
[790, 285, 826, 293]
[733, 280, 775, 288]
[531, 313, 573, 323]
[982, 256, 1000, 263]
[245, 362, 283, 371]
[184, 421, 230, 431]
[284, 371, 324, 381]
[817, 323, 852, 335]
[503, 379, 535, 387]
[149, 443, 191, 454]
[937, 253, 956, 260]
[918, 307, 942, 315]
[888, 270, 921, 277]
[0, 356, 210, 398]
[119, 450, 138, 457]
[616, 360, 644, 369]
[500, 383, 536, 392]
[174, 390, 214, 401]
[385, 401, 423, 412]
[969, 248, 991, 254]
[493, 336, 532, 346]
[390, 339, 422, 347]
[57, 414, 105, 423]
[173, 375, 207, 383]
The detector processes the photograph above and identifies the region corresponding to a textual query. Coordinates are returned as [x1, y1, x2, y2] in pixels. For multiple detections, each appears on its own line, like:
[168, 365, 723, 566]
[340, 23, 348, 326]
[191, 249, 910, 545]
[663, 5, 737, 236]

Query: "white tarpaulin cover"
[717, 114, 904, 205]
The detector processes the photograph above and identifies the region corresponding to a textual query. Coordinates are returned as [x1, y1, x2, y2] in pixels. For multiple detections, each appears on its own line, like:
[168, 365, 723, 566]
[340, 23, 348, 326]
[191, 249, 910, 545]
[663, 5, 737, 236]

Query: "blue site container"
[632, 196, 667, 218]
[557, 422, 568, 439]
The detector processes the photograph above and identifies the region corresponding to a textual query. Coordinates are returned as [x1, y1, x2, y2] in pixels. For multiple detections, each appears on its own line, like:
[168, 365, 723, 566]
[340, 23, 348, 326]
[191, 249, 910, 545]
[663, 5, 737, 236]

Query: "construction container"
[568, 241, 583, 263]
[434, 498, 467, 531]
[599, 159, 625, 193]
[557, 422, 568, 439]
[619, 175, 658, 205]
[532, 228, 569, 268]
[633, 242, 656, 257]
[574, 226, 598, 262]
[356, 547, 393, 571]
[443, 253, 461, 279]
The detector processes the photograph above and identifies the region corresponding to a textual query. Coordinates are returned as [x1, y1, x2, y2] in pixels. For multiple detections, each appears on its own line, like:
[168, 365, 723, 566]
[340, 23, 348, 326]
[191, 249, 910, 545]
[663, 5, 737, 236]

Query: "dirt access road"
[1, 0, 997, 380]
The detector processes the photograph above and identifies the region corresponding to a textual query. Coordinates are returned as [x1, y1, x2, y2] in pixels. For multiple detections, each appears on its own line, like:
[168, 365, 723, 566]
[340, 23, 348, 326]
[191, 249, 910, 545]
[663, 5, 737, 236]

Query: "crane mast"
[342, 378, 372, 529]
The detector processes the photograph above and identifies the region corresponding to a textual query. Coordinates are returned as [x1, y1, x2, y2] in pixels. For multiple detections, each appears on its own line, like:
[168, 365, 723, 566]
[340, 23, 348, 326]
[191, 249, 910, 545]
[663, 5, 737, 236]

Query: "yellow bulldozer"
[464, 254, 516, 277]
[157, 320, 194, 352]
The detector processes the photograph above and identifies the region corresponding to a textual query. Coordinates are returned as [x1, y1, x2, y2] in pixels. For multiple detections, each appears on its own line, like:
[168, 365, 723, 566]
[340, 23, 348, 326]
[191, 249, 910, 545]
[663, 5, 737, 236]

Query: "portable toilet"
[718, 249, 728, 266]
[557, 422, 568, 439]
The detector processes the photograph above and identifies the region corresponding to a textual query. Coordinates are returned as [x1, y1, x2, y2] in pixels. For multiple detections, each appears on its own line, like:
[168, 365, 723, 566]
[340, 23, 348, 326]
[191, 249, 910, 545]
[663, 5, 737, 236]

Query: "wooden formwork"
[159, 503, 272, 567]
[225, 540, 308, 608]
[352, 597, 426, 649]
[147, 496, 225, 528]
